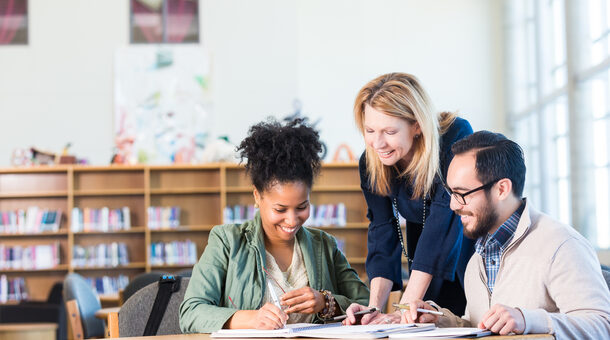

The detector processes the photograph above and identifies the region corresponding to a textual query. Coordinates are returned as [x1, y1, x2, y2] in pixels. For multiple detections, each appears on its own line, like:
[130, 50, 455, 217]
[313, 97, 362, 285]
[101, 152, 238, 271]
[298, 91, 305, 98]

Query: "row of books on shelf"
[223, 203, 347, 227]
[85, 275, 129, 296]
[147, 206, 181, 229]
[0, 242, 60, 270]
[304, 204, 347, 227]
[0, 208, 61, 234]
[71, 207, 131, 232]
[149, 240, 198, 266]
[72, 242, 129, 268]
[0, 275, 27, 303]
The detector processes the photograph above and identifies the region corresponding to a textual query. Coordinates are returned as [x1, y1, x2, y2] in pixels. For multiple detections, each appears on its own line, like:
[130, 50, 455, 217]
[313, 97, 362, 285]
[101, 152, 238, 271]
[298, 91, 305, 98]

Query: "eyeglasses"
[444, 178, 502, 205]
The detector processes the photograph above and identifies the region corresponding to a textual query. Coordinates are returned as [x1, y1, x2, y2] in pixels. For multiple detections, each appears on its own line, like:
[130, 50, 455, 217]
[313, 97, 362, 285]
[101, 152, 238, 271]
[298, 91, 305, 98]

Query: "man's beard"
[459, 199, 499, 239]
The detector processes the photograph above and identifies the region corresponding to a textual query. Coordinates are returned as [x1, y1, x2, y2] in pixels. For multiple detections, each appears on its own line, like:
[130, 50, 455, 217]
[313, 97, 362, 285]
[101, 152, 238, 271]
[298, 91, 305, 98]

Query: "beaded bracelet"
[317, 289, 336, 319]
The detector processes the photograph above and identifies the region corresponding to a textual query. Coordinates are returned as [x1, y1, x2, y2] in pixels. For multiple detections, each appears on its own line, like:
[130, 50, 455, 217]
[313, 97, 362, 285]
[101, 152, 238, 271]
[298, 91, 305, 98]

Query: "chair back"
[118, 277, 189, 337]
[63, 273, 105, 339]
[121, 271, 168, 304]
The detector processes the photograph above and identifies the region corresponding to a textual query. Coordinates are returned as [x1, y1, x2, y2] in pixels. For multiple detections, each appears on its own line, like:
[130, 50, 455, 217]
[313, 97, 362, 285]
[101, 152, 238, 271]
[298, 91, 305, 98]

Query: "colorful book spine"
[0, 242, 60, 270]
[72, 242, 130, 268]
[0, 208, 61, 234]
[149, 240, 197, 266]
[223, 205, 257, 224]
[70, 207, 131, 232]
[84, 275, 129, 295]
[147, 206, 181, 229]
[0, 275, 28, 303]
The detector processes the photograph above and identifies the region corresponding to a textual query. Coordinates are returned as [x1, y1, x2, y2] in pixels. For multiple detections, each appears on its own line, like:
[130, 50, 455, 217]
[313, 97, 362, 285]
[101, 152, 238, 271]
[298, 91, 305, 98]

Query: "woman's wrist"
[317, 290, 337, 319]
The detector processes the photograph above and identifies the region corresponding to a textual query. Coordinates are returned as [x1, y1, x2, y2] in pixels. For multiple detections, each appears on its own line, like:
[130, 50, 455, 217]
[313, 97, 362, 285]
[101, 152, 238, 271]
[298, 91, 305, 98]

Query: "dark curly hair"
[237, 117, 323, 192]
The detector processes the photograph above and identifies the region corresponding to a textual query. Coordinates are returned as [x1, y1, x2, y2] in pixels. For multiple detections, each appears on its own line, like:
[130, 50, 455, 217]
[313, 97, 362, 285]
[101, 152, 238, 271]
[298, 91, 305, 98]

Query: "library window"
[0, 0, 27, 45]
[505, 0, 610, 249]
[130, 0, 199, 44]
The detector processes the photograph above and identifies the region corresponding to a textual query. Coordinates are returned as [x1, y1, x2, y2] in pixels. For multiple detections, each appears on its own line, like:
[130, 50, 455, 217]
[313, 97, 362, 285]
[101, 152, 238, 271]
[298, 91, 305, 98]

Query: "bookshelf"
[0, 163, 369, 305]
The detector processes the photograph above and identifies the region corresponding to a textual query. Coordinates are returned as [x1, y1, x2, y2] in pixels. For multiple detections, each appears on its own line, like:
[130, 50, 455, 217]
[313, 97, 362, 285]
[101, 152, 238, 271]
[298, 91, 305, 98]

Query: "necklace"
[393, 195, 427, 263]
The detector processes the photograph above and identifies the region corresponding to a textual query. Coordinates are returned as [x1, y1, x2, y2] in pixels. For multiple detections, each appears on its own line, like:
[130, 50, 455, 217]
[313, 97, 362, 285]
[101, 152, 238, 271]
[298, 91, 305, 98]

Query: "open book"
[388, 327, 492, 338]
[211, 323, 435, 339]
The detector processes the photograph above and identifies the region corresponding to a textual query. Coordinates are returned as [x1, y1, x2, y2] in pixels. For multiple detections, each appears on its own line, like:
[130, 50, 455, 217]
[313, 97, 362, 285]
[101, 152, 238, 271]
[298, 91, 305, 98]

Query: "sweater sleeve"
[520, 237, 610, 338]
[360, 153, 403, 291]
[179, 226, 238, 333]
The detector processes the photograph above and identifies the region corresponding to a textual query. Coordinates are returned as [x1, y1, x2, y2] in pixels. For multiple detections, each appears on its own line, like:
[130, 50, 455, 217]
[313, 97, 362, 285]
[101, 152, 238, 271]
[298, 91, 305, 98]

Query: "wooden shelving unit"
[0, 163, 368, 304]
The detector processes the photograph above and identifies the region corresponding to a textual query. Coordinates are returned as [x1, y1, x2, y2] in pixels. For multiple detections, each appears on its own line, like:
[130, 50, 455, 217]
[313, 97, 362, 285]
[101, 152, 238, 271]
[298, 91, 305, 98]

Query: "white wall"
[0, 0, 503, 166]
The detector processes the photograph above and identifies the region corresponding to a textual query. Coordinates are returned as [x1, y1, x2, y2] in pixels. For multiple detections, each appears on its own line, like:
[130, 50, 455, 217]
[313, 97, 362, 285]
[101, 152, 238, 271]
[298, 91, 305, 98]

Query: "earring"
[254, 203, 259, 209]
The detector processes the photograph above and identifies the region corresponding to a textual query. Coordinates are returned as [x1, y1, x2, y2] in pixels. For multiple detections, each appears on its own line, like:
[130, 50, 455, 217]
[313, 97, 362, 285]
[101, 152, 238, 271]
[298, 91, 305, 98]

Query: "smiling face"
[447, 152, 500, 239]
[254, 181, 311, 245]
[363, 104, 421, 166]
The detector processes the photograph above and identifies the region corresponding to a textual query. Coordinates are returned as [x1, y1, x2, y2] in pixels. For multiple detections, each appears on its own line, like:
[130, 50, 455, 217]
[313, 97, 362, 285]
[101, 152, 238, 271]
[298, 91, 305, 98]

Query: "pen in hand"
[332, 307, 377, 322]
[392, 303, 444, 316]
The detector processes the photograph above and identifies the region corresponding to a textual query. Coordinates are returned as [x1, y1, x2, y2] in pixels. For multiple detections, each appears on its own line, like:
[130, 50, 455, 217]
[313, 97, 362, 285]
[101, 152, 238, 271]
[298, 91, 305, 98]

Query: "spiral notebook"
[211, 322, 435, 338]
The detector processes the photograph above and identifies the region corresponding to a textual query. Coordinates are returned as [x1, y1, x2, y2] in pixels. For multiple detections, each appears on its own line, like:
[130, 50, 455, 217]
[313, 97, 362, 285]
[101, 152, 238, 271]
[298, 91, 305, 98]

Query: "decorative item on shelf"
[332, 143, 356, 162]
[11, 144, 82, 166]
[149, 240, 197, 266]
[71, 207, 131, 232]
[147, 206, 180, 229]
[0, 242, 61, 270]
[199, 136, 238, 163]
[0, 275, 28, 303]
[72, 242, 129, 268]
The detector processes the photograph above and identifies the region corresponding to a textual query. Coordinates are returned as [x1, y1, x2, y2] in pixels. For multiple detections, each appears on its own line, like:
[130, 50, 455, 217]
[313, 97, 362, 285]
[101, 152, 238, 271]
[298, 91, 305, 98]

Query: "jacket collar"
[506, 198, 535, 249]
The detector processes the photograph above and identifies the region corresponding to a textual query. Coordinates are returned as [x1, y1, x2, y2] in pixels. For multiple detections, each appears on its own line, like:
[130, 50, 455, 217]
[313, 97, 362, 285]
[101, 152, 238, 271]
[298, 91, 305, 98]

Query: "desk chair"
[109, 276, 189, 337]
[63, 273, 105, 339]
[119, 271, 168, 305]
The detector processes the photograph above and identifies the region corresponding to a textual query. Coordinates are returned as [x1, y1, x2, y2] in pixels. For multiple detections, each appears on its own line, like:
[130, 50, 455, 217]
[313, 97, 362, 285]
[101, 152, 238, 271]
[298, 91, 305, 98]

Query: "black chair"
[121, 271, 168, 304]
[0, 282, 67, 340]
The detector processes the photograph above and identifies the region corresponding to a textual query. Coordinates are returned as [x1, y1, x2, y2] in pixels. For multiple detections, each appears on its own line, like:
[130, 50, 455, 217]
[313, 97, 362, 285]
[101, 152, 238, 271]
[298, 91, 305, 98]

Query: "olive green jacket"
[179, 214, 369, 333]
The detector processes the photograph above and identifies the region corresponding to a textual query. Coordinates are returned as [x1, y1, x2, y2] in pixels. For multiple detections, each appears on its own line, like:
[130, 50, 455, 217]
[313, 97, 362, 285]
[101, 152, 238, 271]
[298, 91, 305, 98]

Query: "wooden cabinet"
[0, 163, 369, 305]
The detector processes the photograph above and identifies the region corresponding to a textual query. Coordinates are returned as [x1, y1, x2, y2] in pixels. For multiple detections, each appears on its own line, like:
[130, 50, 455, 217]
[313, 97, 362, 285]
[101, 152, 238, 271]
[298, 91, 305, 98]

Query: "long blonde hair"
[354, 73, 456, 198]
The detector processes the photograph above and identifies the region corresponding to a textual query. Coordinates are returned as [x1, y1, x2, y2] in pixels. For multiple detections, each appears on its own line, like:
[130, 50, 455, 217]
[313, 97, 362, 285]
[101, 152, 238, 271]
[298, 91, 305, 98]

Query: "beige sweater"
[437, 201, 610, 339]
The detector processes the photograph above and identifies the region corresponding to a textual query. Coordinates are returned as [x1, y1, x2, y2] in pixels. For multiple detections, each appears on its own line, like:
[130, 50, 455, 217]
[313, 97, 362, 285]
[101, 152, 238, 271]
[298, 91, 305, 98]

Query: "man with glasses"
[401, 131, 610, 338]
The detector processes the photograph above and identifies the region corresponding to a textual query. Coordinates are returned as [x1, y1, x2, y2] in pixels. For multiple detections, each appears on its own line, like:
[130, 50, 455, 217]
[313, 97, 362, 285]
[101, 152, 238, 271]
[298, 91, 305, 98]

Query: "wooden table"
[95, 306, 121, 320]
[0, 323, 57, 340]
[108, 333, 554, 340]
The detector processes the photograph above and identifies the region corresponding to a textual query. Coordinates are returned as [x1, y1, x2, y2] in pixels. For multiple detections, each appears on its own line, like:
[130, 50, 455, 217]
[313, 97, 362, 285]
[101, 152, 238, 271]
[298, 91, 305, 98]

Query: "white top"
[264, 241, 313, 324]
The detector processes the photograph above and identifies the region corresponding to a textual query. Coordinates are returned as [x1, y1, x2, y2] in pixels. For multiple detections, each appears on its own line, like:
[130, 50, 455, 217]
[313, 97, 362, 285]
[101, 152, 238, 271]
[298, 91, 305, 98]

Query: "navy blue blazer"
[360, 117, 475, 291]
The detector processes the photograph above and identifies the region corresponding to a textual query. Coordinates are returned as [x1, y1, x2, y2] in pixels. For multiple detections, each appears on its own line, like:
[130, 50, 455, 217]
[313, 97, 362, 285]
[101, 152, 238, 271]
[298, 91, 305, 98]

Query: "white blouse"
[263, 241, 313, 324]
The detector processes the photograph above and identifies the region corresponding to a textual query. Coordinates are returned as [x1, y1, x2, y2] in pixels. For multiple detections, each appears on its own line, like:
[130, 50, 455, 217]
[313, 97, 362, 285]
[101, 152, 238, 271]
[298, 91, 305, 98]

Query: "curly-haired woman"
[179, 118, 369, 333]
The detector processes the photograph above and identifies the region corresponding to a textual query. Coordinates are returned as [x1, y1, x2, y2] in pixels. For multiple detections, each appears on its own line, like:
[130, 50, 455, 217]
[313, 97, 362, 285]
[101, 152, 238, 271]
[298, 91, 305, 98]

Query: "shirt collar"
[476, 200, 526, 253]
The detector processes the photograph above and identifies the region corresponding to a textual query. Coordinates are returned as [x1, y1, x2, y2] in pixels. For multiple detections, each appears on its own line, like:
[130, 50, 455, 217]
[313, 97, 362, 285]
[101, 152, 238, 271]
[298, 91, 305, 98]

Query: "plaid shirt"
[475, 203, 524, 293]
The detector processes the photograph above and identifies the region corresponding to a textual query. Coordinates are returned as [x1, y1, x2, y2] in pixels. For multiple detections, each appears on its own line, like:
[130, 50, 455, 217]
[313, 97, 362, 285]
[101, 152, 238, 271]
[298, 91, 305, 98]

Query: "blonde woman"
[345, 73, 475, 325]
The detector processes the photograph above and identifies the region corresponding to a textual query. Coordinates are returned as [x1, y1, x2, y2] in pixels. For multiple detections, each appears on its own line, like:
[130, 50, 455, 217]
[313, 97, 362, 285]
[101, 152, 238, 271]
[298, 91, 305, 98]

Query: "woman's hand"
[280, 287, 325, 314]
[344, 303, 382, 325]
[399, 299, 439, 324]
[251, 303, 288, 329]
[369, 311, 401, 324]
